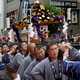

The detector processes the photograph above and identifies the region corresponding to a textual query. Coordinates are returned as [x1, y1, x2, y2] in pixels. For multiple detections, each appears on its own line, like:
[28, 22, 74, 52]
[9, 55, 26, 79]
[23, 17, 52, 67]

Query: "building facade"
[7, 0, 20, 20]
[49, 0, 80, 35]
[6, 0, 80, 34]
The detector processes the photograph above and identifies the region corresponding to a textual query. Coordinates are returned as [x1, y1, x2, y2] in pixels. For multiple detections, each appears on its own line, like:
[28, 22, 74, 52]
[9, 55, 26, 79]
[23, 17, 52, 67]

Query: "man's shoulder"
[24, 55, 32, 63]
[30, 59, 37, 64]
[15, 53, 24, 59]
[24, 55, 31, 60]
[31, 58, 49, 72]
[36, 58, 49, 66]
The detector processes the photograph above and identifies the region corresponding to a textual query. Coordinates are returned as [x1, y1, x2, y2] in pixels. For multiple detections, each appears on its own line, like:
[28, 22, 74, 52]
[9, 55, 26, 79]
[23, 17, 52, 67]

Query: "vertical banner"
[6, 17, 10, 28]
[71, 10, 78, 24]
[67, 8, 71, 21]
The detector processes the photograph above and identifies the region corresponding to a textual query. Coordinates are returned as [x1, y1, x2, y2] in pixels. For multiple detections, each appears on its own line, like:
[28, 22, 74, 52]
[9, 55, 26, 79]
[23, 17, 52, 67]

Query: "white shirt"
[14, 74, 21, 80]
[0, 53, 2, 62]
[63, 51, 69, 60]
[8, 29, 15, 42]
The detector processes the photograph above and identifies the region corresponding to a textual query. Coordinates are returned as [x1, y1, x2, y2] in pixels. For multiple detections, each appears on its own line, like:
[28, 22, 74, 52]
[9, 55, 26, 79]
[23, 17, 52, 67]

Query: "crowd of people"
[0, 40, 80, 80]
[0, 0, 80, 80]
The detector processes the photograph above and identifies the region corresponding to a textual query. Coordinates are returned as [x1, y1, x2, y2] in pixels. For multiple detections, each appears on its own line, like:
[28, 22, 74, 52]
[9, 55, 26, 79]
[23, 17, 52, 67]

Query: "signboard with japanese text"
[71, 10, 78, 24]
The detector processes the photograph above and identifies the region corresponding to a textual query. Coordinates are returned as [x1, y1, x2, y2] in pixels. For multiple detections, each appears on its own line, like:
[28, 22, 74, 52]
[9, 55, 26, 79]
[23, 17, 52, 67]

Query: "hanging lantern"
[47, 16, 50, 20]
[39, 17, 42, 20]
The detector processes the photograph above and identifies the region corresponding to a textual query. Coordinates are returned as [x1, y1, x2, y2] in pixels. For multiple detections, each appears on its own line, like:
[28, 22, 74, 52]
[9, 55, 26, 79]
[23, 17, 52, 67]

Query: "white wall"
[0, 0, 7, 34]
[7, 0, 20, 13]
[77, 0, 80, 3]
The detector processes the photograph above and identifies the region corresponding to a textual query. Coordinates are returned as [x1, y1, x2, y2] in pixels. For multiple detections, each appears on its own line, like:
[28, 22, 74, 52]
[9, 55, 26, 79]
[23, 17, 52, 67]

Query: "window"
[71, 10, 78, 24]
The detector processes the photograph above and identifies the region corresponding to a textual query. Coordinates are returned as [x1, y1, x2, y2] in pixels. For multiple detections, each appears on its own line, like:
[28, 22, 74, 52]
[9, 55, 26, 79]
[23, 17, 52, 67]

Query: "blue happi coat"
[31, 58, 80, 80]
